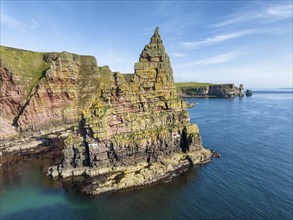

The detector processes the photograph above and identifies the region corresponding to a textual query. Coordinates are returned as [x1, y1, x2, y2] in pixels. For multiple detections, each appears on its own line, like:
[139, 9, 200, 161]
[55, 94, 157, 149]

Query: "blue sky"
[1, 1, 292, 88]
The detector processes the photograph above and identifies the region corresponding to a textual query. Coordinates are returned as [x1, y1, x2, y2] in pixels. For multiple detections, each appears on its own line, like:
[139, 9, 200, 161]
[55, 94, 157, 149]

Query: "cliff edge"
[176, 82, 245, 98]
[1, 28, 213, 194]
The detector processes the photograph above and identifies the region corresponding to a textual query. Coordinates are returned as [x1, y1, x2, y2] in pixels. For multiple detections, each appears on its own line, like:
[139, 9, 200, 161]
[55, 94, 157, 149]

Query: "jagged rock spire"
[150, 27, 163, 44]
[155, 27, 159, 35]
[137, 27, 166, 63]
[133, 27, 176, 98]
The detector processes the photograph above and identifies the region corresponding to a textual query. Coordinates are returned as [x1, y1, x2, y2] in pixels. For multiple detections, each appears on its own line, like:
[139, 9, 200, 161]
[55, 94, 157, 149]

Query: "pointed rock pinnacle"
[150, 27, 162, 44]
[154, 27, 159, 36]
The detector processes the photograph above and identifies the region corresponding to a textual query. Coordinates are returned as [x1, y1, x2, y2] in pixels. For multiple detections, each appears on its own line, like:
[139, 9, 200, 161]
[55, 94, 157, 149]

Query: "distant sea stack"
[246, 90, 253, 96]
[0, 28, 214, 194]
[176, 83, 245, 98]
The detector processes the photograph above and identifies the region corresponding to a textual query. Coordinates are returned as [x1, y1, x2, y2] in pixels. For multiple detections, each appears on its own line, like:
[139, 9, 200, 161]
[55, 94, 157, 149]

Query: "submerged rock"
[211, 150, 221, 158]
[186, 102, 196, 108]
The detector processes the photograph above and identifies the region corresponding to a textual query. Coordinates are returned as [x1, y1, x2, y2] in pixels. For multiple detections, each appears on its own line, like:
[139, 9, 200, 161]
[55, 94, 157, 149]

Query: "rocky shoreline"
[0, 135, 64, 169]
[48, 147, 215, 195]
[1, 27, 219, 195]
[0, 140, 219, 197]
[0, 125, 73, 168]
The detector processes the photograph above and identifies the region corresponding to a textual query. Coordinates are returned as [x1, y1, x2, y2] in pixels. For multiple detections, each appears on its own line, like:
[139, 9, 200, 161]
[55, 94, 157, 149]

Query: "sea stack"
[47, 27, 213, 194]
[246, 90, 253, 96]
[0, 27, 213, 195]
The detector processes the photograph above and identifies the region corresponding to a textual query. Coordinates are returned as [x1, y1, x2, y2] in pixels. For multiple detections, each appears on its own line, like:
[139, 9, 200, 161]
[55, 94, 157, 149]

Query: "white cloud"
[1, 13, 26, 30]
[212, 14, 251, 28]
[212, 2, 292, 28]
[170, 52, 185, 58]
[1, 13, 40, 31]
[261, 3, 293, 18]
[149, 2, 202, 36]
[179, 26, 291, 50]
[177, 51, 244, 68]
[192, 51, 241, 65]
[179, 30, 256, 49]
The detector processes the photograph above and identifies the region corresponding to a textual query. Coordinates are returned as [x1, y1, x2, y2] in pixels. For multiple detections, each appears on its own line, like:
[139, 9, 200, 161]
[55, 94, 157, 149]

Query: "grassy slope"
[0, 45, 51, 98]
[175, 82, 213, 88]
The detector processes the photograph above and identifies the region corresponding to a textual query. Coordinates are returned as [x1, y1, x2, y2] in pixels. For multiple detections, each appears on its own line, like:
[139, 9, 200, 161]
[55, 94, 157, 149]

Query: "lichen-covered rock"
[16, 53, 101, 131]
[0, 28, 213, 193]
[176, 86, 209, 97]
[176, 83, 245, 98]
[0, 47, 100, 137]
[47, 27, 208, 185]
[81, 148, 212, 195]
[208, 84, 241, 98]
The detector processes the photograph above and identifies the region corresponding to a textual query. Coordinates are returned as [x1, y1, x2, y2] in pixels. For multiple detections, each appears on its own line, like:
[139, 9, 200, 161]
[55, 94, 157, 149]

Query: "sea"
[1, 89, 292, 220]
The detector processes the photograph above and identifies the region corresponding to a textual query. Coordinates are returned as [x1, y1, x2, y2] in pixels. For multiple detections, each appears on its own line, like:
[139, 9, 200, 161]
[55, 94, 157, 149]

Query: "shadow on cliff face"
[180, 127, 189, 153]
[0, 137, 64, 170]
[77, 117, 91, 166]
[12, 68, 49, 129]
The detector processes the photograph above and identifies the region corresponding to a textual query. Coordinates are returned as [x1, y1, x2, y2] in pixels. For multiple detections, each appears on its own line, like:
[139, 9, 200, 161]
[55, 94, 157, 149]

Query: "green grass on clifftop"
[0, 45, 50, 98]
[175, 82, 213, 88]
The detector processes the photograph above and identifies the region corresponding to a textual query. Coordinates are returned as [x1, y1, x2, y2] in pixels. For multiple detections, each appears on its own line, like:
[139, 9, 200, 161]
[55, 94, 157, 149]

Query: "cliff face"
[0, 47, 100, 139]
[57, 27, 203, 177]
[1, 28, 213, 194]
[16, 53, 101, 131]
[208, 84, 244, 98]
[0, 66, 24, 138]
[176, 83, 244, 98]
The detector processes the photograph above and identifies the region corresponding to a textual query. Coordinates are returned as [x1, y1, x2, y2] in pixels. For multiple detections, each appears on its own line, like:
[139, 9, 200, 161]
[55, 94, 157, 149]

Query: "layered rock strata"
[0, 47, 100, 141]
[78, 148, 212, 195]
[176, 83, 244, 98]
[47, 28, 213, 193]
[1, 28, 213, 194]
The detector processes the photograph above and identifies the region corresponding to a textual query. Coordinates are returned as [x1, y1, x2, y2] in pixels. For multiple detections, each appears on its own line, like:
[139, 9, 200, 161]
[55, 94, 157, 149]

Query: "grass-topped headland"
[175, 82, 213, 88]
[175, 81, 243, 98]
[0, 45, 51, 99]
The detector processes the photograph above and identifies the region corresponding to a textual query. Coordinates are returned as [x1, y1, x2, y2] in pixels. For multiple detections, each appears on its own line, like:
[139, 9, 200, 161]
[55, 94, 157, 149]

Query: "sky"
[1, 1, 292, 88]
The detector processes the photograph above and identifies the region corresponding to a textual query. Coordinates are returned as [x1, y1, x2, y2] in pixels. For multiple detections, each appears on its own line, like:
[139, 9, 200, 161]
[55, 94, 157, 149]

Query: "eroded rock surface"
[176, 83, 245, 98]
[45, 28, 214, 195]
[1, 28, 214, 194]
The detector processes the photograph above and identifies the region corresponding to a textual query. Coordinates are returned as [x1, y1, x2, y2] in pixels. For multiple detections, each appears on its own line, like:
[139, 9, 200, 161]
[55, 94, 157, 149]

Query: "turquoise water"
[1, 89, 292, 219]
